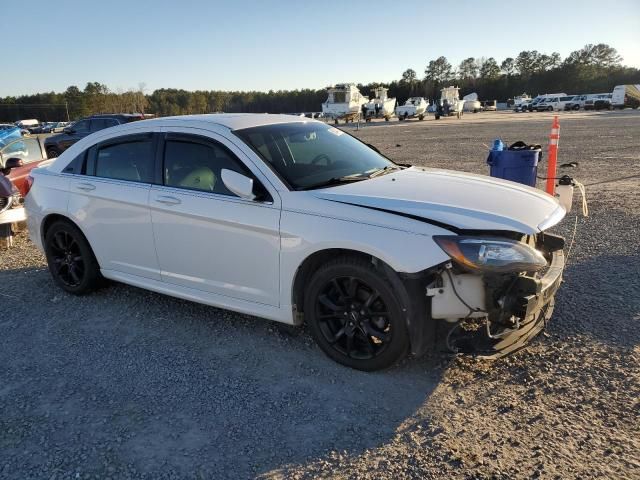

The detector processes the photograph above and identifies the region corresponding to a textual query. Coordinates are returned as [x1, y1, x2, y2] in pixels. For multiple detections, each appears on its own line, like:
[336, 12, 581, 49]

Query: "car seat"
[178, 167, 216, 191]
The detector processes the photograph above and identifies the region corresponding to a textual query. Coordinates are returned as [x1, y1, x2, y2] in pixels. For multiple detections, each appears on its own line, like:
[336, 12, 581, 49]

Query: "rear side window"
[94, 138, 154, 183]
[90, 118, 119, 131]
[163, 138, 248, 196]
[72, 120, 90, 133]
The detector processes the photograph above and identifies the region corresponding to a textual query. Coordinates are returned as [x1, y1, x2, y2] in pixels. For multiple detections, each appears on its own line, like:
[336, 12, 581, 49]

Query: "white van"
[15, 119, 39, 129]
[528, 93, 567, 112]
[611, 85, 640, 109]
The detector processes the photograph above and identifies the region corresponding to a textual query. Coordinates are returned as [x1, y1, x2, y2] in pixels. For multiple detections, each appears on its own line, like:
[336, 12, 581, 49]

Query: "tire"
[418, 115, 424, 121]
[573, 105, 580, 111]
[435, 115, 440, 120]
[44, 220, 101, 295]
[46, 146, 60, 159]
[548, 106, 553, 111]
[304, 256, 410, 371]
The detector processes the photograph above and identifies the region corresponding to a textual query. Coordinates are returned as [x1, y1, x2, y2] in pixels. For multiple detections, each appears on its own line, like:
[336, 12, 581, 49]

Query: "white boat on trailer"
[396, 97, 429, 121]
[363, 87, 396, 122]
[432, 86, 465, 119]
[322, 84, 368, 124]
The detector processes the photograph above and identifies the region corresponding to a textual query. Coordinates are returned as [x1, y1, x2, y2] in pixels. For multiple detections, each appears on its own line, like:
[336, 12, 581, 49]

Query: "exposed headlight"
[433, 236, 547, 273]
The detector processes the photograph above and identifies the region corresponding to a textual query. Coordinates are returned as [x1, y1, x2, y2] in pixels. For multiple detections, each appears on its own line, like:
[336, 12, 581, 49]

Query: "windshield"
[235, 122, 395, 190]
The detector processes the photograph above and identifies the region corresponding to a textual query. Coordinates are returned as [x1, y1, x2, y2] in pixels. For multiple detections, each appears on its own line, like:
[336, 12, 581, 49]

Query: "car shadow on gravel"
[552, 253, 639, 348]
[0, 265, 450, 479]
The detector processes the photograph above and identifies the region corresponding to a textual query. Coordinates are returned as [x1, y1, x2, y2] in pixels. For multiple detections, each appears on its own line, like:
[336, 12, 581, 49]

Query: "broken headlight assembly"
[433, 236, 547, 273]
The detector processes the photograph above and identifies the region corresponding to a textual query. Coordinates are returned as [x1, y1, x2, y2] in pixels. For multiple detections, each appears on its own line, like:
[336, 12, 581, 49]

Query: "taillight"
[24, 175, 34, 196]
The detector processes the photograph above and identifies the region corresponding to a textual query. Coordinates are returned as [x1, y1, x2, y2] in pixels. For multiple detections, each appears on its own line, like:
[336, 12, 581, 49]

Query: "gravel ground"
[1, 110, 639, 479]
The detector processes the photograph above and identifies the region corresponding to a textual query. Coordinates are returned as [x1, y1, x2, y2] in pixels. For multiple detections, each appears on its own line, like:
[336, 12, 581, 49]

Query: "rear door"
[66, 132, 161, 280]
[149, 129, 281, 306]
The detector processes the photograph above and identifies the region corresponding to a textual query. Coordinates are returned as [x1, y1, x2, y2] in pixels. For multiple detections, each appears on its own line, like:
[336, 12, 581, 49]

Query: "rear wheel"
[44, 221, 101, 295]
[304, 257, 410, 371]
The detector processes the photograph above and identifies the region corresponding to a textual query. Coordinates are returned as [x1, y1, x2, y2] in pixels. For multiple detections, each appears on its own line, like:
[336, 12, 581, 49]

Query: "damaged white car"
[25, 114, 566, 371]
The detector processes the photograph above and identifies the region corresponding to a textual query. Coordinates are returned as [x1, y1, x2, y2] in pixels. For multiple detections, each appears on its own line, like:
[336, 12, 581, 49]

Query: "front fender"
[279, 209, 451, 313]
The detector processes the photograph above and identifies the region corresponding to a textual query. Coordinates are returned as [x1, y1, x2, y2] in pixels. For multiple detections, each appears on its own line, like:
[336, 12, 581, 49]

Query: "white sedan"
[24, 114, 566, 371]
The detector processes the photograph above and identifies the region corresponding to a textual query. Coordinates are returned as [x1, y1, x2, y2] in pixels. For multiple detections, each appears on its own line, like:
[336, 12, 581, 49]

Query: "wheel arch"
[40, 214, 98, 267]
[290, 247, 439, 356]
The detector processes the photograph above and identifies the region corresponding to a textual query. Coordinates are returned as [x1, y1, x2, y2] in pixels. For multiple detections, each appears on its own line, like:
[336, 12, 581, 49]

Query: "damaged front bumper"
[445, 248, 565, 358]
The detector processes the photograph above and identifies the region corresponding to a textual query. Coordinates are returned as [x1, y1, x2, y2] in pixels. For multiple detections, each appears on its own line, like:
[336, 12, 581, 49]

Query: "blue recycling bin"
[487, 143, 541, 187]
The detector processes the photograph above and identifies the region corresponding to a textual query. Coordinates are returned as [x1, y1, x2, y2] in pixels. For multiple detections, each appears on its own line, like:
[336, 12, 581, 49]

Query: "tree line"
[1, 43, 638, 122]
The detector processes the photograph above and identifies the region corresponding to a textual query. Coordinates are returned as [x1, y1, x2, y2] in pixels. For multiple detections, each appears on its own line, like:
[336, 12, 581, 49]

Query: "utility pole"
[65, 101, 70, 122]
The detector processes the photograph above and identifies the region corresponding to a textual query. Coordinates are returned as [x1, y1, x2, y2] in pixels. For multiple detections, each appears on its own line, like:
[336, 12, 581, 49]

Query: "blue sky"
[5, 0, 639, 96]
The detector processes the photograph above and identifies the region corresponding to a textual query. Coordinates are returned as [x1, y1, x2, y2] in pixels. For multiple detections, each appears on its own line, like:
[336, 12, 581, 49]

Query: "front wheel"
[44, 221, 101, 295]
[304, 257, 410, 371]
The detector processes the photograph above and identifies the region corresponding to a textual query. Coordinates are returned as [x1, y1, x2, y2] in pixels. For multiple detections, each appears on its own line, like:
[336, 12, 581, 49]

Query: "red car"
[0, 136, 50, 196]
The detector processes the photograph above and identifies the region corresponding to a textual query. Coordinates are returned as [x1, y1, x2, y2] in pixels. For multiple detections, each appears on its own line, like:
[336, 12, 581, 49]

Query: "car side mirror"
[63, 127, 75, 134]
[4, 157, 23, 172]
[221, 169, 256, 201]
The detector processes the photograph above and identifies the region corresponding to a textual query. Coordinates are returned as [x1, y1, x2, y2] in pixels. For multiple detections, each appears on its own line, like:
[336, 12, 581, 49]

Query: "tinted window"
[90, 118, 118, 131]
[1, 137, 43, 164]
[71, 120, 90, 133]
[236, 122, 393, 190]
[163, 138, 247, 196]
[95, 139, 154, 183]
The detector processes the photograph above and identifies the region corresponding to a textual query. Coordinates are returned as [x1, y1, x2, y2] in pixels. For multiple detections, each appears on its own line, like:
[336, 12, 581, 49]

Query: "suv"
[584, 94, 612, 111]
[44, 114, 143, 158]
[564, 95, 587, 111]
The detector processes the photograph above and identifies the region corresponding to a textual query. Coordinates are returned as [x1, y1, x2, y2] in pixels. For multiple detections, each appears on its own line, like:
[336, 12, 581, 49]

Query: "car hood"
[311, 167, 565, 234]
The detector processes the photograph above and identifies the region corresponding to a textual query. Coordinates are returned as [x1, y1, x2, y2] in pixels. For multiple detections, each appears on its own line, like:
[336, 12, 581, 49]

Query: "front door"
[149, 130, 281, 306]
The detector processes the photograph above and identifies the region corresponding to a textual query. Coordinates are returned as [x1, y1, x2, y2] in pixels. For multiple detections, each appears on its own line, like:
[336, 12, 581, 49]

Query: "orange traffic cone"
[546, 116, 560, 195]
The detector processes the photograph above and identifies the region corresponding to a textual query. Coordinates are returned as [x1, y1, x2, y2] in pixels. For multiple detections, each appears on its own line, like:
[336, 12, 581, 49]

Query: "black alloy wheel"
[305, 257, 409, 371]
[44, 221, 100, 294]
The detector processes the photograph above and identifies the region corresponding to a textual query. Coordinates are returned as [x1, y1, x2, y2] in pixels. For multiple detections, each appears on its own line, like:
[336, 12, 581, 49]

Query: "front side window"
[235, 122, 395, 190]
[95, 139, 154, 183]
[163, 138, 248, 196]
[1, 137, 43, 164]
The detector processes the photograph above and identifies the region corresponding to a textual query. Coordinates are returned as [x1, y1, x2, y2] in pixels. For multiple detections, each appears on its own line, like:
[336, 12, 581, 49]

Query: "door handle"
[76, 182, 96, 191]
[154, 195, 181, 206]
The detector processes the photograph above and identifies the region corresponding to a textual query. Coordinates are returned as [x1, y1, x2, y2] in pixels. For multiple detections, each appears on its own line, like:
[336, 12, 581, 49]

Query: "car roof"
[116, 113, 315, 132]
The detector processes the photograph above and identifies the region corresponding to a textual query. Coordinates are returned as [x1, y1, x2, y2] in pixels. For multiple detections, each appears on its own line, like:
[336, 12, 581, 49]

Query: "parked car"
[564, 95, 588, 110]
[482, 100, 497, 111]
[594, 99, 612, 110]
[25, 114, 566, 371]
[583, 94, 612, 110]
[0, 135, 50, 196]
[44, 114, 144, 158]
[526, 93, 567, 112]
